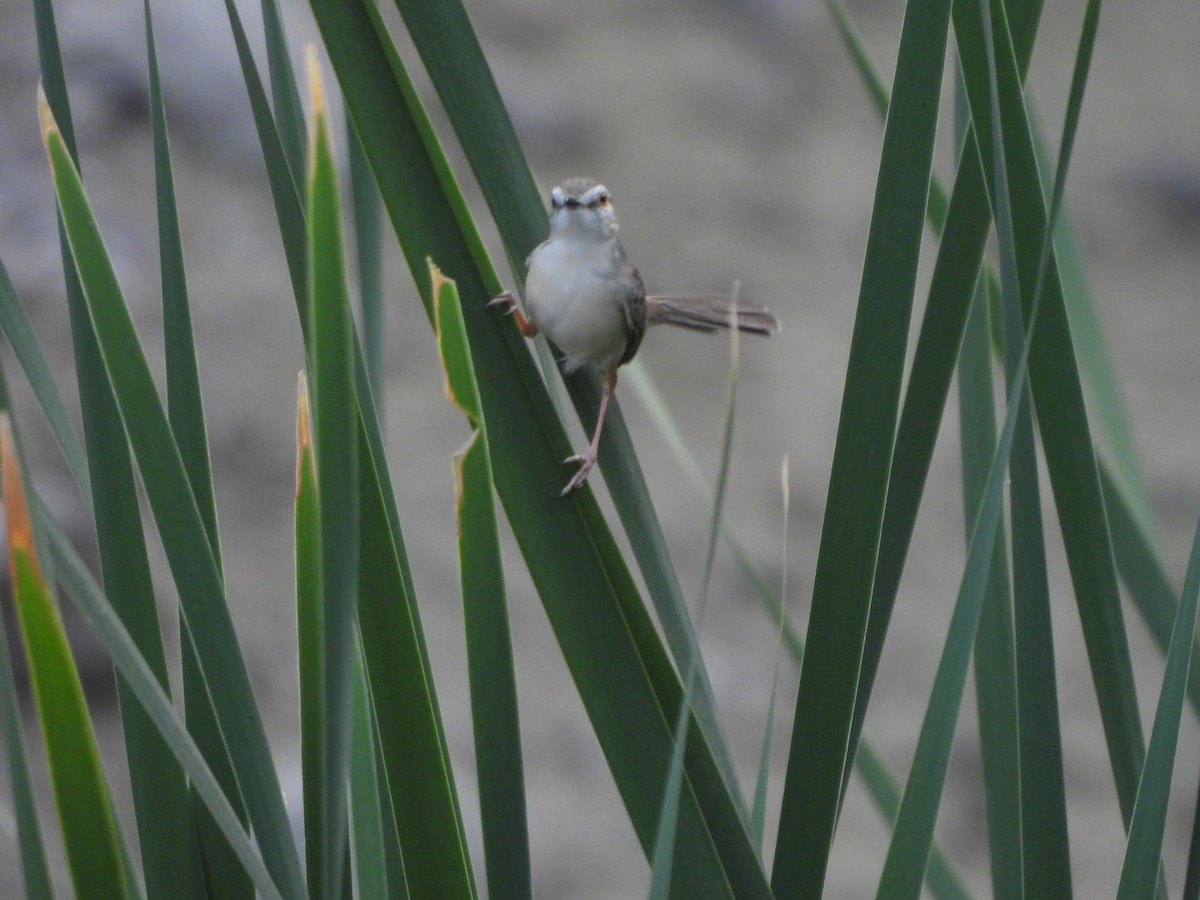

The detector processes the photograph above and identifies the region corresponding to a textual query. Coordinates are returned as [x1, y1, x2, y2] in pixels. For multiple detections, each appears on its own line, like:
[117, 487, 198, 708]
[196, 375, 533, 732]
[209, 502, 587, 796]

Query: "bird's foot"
[560, 450, 598, 496]
[488, 290, 519, 315]
[489, 291, 537, 337]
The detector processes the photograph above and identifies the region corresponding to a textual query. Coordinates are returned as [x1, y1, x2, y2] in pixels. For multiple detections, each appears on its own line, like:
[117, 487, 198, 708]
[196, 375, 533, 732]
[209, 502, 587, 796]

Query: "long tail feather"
[646, 294, 781, 335]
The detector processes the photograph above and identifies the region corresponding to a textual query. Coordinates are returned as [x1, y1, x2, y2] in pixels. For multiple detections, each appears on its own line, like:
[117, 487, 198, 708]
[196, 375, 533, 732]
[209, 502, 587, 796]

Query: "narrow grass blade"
[1, 416, 128, 899]
[295, 372, 324, 890]
[0, 371, 54, 899]
[0, 256, 89, 503]
[1103, 463, 1200, 713]
[142, 3, 237, 894]
[650, 319, 741, 899]
[37, 510, 283, 900]
[261, 0, 306, 184]
[307, 3, 767, 892]
[875, 294, 1032, 898]
[348, 110, 386, 412]
[435, 263, 531, 900]
[751, 457, 790, 853]
[848, 0, 1043, 808]
[40, 96, 307, 900]
[773, 0, 953, 891]
[958, 278, 1022, 898]
[348, 647, 390, 899]
[956, 0, 1147, 831]
[36, 0, 207, 890]
[304, 56, 361, 898]
[625, 364, 974, 900]
[980, 1, 1074, 892]
[221, 0, 307, 306]
[1116, 508, 1200, 897]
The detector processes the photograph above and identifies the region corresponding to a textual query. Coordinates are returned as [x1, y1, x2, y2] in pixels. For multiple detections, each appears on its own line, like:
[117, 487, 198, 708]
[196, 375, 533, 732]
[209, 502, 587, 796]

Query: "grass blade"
[304, 56, 361, 898]
[348, 111, 386, 412]
[875, 275, 1033, 899]
[0, 368, 54, 898]
[958, 276, 1022, 898]
[2, 416, 128, 899]
[295, 372, 324, 891]
[772, 0, 953, 890]
[955, 0, 1147, 832]
[40, 94, 306, 900]
[37, 510, 283, 900]
[142, 2, 240, 894]
[649, 319, 741, 898]
[1116, 508, 1200, 897]
[0, 256, 89, 503]
[435, 263, 531, 900]
[347, 648, 391, 899]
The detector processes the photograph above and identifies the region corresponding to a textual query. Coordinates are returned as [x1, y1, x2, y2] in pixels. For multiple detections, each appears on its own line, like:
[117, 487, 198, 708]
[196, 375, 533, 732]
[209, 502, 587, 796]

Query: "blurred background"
[1, 0, 1198, 895]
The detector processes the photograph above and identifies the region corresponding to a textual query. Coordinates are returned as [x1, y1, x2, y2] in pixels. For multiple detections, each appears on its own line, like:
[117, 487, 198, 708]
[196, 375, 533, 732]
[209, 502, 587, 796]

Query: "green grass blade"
[143, 3, 237, 895]
[36, 510, 284, 900]
[0, 374, 54, 899]
[220, 0, 308, 307]
[35, 0, 206, 889]
[0, 255, 89, 504]
[1116, 508, 1200, 897]
[2, 417, 129, 899]
[355, 393, 477, 899]
[348, 648, 390, 899]
[848, 0, 1042, 807]
[958, 277, 1022, 898]
[348, 110, 386, 412]
[772, 0, 953, 891]
[435, 264, 531, 900]
[295, 374, 325, 892]
[955, 0, 1147, 831]
[305, 62, 361, 898]
[1102, 462, 1200, 713]
[875, 279, 1033, 899]
[308, 3, 767, 893]
[392, 0, 745, 821]
[41, 100, 307, 900]
[980, 1, 1073, 892]
[625, 363, 974, 900]
[261, 0, 306, 183]
[650, 324, 740, 899]
[751, 458, 789, 854]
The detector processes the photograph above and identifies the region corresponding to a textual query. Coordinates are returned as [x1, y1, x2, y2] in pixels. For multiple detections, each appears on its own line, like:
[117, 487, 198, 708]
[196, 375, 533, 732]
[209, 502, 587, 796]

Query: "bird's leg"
[488, 291, 538, 338]
[561, 369, 618, 496]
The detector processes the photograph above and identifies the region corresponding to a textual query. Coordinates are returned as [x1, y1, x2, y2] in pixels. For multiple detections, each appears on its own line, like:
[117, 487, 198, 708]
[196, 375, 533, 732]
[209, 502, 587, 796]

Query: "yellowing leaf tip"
[306, 45, 326, 121]
[1, 414, 35, 560]
[295, 370, 313, 498]
[37, 83, 58, 149]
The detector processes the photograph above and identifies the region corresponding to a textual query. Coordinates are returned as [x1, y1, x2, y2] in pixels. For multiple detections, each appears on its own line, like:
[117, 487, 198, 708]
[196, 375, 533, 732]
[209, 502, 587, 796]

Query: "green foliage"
[1, 0, 1196, 897]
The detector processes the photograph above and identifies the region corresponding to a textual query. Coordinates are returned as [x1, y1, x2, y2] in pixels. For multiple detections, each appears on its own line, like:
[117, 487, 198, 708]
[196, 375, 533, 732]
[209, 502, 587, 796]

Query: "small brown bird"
[492, 176, 780, 495]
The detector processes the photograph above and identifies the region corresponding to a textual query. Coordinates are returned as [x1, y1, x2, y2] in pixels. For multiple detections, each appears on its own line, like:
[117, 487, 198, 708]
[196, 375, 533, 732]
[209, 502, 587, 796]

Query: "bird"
[491, 176, 780, 495]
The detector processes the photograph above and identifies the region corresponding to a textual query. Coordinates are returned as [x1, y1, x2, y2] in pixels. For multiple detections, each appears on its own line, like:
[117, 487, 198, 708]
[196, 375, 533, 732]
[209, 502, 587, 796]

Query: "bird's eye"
[597, 192, 609, 205]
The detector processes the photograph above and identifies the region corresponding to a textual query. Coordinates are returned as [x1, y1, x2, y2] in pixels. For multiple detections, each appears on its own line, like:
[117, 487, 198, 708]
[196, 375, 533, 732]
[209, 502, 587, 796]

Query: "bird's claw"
[488, 291, 519, 316]
[560, 451, 597, 496]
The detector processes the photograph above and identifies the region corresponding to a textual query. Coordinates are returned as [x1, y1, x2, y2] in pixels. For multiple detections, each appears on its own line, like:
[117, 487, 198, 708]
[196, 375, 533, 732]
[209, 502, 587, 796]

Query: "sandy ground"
[1, 0, 1199, 896]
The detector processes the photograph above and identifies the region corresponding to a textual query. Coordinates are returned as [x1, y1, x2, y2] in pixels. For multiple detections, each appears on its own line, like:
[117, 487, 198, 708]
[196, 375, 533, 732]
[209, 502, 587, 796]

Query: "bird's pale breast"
[525, 236, 629, 372]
